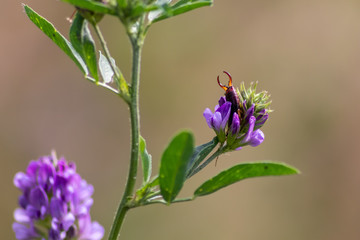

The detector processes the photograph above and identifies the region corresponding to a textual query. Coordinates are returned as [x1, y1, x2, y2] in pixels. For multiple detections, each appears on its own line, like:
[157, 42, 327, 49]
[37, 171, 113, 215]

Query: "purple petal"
[75, 205, 89, 216]
[78, 216, 104, 240]
[88, 221, 105, 240]
[26, 205, 40, 219]
[29, 187, 48, 209]
[244, 104, 255, 123]
[249, 129, 265, 147]
[18, 196, 28, 209]
[230, 113, 240, 135]
[218, 96, 226, 106]
[242, 100, 247, 111]
[242, 116, 256, 143]
[63, 213, 75, 231]
[257, 109, 266, 116]
[77, 180, 94, 200]
[26, 161, 40, 177]
[14, 172, 32, 190]
[203, 108, 213, 128]
[37, 162, 55, 191]
[14, 208, 30, 223]
[211, 111, 222, 131]
[12, 222, 39, 240]
[53, 175, 68, 200]
[49, 228, 61, 240]
[218, 102, 231, 129]
[50, 198, 66, 219]
[256, 114, 268, 126]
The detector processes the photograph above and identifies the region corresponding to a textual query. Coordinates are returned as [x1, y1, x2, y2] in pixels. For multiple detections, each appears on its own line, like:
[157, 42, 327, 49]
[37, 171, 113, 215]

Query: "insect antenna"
[66, 10, 77, 23]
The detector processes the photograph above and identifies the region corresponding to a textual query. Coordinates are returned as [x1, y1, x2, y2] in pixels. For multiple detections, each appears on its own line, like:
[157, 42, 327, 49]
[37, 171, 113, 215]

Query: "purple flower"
[255, 109, 269, 129]
[13, 153, 104, 240]
[240, 116, 265, 147]
[203, 93, 269, 151]
[203, 96, 232, 143]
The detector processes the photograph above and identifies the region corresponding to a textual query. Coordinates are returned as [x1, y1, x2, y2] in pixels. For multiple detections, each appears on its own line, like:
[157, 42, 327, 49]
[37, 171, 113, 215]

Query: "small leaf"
[140, 136, 152, 183]
[61, 0, 116, 15]
[194, 162, 299, 197]
[159, 131, 194, 203]
[69, 13, 85, 54]
[80, 22, 98, 81]
[117, 0, 127, 9]
[23, 5, 88, 75]
[186, 137, 218, 178]
[98, 51, 116, 83]
[148, 176, 159, 188]
[70, 13, 98, 81]
[151, 0, 213, 24]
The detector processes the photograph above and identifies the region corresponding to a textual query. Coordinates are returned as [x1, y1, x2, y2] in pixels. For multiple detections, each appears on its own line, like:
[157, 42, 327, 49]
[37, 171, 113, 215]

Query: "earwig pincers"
[217, 71, 242, 125]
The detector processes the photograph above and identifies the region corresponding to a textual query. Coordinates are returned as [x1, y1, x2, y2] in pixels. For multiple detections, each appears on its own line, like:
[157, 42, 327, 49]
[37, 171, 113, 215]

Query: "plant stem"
[92, 23, 130, 104]
[93, 23, 120, 81]
[187, 148, 224, 178]
[85, 76, 119, 94]
[107, 37, 143, 240]
[143, 197, 194, 206]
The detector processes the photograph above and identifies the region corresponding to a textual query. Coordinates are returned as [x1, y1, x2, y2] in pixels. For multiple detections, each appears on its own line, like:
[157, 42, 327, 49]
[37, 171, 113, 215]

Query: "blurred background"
[2, 0, 360, 239]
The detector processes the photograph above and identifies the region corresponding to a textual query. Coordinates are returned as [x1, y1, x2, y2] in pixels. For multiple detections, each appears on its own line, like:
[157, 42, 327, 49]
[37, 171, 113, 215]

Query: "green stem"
[85, 76, 119, 94]
[143, 197, 194, 206]
[92, 23, 130, 104]
[107, 37, 143, 240]
[92, 23, 120, 81]
[187, 148, 224, 178]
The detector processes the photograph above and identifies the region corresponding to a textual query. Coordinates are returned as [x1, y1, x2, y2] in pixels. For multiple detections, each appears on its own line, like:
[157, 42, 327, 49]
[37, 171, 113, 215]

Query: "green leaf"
[23, 5, 88, 75]
[159, 131, 195, 203]
[140, 136, 152, 183]
[186, 137, 218, 178]
[70, 13, 98, 81]
[148, 175, 159, 188]
[117, 0, 127, 9]
[69, 13, 85, 54]
[194, 162, 300, 197]
[61, 0, 116, 15]
[151, 0, 213, 23]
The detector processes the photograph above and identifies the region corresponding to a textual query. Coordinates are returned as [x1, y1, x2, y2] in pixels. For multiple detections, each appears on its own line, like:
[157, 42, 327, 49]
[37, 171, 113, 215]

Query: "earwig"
[217, 71, 243, 125]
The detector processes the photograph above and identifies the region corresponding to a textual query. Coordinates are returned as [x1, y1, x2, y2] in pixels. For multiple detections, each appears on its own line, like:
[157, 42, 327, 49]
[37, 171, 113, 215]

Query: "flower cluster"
[204, 82, 271, 151]
[13, 153, 104, 240]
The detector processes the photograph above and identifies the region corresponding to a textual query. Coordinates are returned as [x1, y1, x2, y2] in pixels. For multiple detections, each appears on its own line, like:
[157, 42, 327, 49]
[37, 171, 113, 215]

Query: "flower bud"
[203, 81, 271, 152]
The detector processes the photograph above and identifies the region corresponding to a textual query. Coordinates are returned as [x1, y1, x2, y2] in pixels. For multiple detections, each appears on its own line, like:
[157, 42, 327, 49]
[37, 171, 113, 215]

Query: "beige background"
[2, 0, 360, 239]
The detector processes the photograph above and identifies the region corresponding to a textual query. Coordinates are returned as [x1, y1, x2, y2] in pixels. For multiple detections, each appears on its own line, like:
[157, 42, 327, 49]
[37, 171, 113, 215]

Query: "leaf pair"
[157, 131, 299, 204]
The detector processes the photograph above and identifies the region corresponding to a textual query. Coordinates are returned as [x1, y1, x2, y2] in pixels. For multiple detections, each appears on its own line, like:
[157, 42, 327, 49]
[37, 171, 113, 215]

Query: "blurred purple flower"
[13, 153, 104, 240]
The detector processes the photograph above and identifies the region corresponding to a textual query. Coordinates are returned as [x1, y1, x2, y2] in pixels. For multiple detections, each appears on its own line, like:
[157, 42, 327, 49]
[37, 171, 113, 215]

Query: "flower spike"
[204, 73, 271, 152]
[12, 153, 104, 240]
